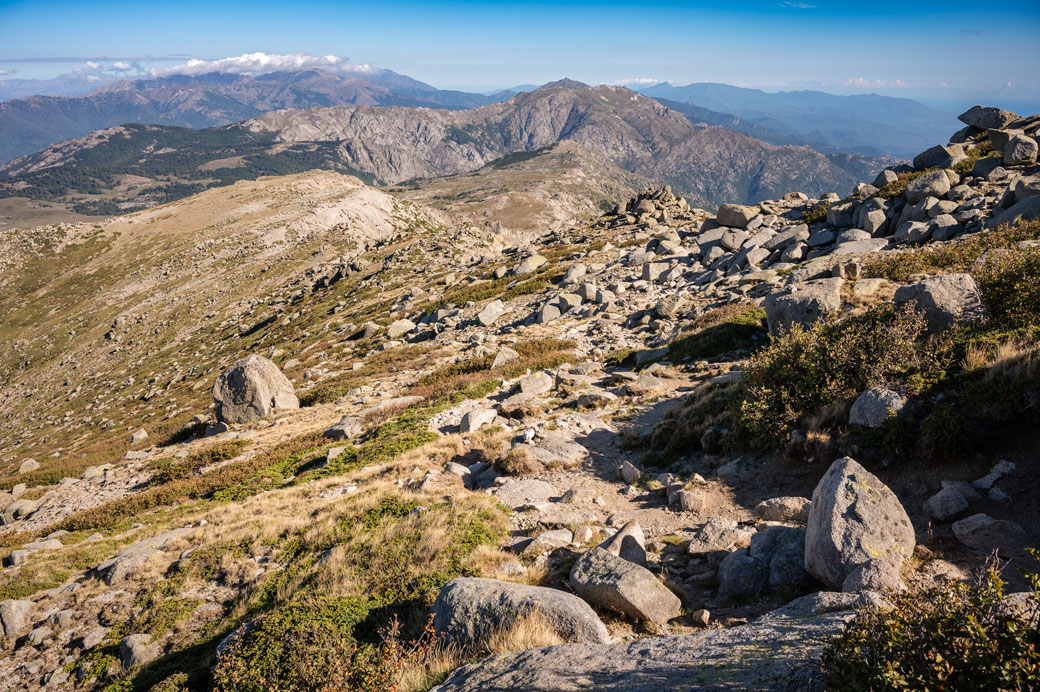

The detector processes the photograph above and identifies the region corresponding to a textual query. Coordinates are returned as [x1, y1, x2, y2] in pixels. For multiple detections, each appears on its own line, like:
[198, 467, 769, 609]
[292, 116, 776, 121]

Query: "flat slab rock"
[432, 592, 879, 692]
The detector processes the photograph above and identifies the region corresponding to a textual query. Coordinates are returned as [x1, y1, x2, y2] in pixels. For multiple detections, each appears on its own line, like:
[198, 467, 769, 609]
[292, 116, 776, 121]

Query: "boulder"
[754, 496, 811, 523]
[951, 513, 1026, 554]
[716, 204, 759, 229]
[988, 195, 1040, 230]
[323, 415, 361, 440]
[120, 633, 160, 669]
[763, 278, 843, 337]
[514, 254, 547, 275]
[386, 318, 416, 339]
[717, 550, 769, 599]
[0, 600, 34, 638]
[618, 460, 641, 485]
[913, 145, 966, 171]
[904, 170, 951, 203]
[493, 479, 557, 509]
[94, 527, 191, 585]
[1004, 134, 1039, 166]
[957, 105, 1018, 130]
[518, 372, 553, 396]
[491, 346, 520, 368]
[129, 428, 148, 444]
[686, 516, 753, 555]
[570, 547, 682, 625]
[841, 558, 904, 593]
[848, 387, 911, 427]
[17, 459, 39, 474]
[477, 300, 506, 327]
[430, 592, 880, 692]
[597, 520, 647, 566]
[893, 273, 988, 333]
[431, 578, 610, 648]
[804, 457, 914, 591]
[460, 408, 496, 433]
[212, 355, 298, 424]
[750, 525, 811, 591]
[923, 487, 969, 521]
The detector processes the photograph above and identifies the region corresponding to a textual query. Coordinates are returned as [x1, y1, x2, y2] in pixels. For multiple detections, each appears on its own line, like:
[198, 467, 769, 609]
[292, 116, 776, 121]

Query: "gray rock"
[763, 277, 843, 337]
[951, 513, 1026, 554]
[686, 516, 753, 555]
[721, 229, 750, 251]
[831, 238, 888, 256]
[477, 300, 506, 327]
[923, 487, 969, 521]
[431, 592, 873, 692]
[570, 548, 681, 625]
[750, 525, 811, 591]
[514, 254, 547, 275]
[841, 558, 904, 593]
[94, 527, 191, 584]
[460, 408, 497, 433]
[386, 318, 416, 339]
[913, 145, 966, 171]
[526, 435, 588, 468]
[893, 273, 988, 333]
[958, 105, 1018, 130]
[718, 549, 769, 599]
[904, 170, 951, 203]
[120, 633, 160, 669]
[598, 520, 647, 566]
[431, 578, 610, 648]
[212, 354, 298, 424]
[129, 428, 148, 444]
[323, 415, 361, 440]
[491, 346, 520, 368]
[619, 460, 642, 485]
[1003, 134, 1038, 166]
[873, 169, 900, 187]
[18, 459, 39, 474]
[804, 457, 914, 591]
[518, 371, 553, 395]
[988, 195, 1040, 230]
[717, 204, 759, 229]
[848, 387, 910, 427]
[523, 529, 574, 556]
[0, 600, 34, 638]
[493, 479, 557, 509]
[754, 496, 811, 522]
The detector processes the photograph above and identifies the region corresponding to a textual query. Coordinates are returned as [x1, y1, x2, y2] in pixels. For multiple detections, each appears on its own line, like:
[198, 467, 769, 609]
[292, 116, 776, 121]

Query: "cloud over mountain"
[148, 52, 380, 78]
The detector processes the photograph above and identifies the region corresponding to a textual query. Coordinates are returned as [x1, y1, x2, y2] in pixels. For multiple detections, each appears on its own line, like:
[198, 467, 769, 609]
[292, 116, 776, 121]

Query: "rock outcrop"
[212, 354, 299, 424]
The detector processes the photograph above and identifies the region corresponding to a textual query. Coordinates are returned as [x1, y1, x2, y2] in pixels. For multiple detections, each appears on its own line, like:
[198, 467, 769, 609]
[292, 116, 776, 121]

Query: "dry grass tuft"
[493, 446, 542, 477]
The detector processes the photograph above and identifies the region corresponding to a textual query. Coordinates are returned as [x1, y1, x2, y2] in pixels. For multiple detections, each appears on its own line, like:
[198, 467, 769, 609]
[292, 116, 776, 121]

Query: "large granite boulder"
[212, 355, 298, 424]
[431, 578, 610, 648]
[0, 599, 34, 638]
[893, 273, 988, 334]
[570, 547, 681, 625]
[763, 278, 843, 337]
[804, 457, 915, 592]
[849, 387, 911, 427]
[431, 592, 883, 692]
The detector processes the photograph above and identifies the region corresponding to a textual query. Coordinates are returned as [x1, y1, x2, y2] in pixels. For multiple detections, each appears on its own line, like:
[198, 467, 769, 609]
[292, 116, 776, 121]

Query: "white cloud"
[86, 75, 101, 83]
[147, 52, 379, 78]
[778, 1, 818, 8]
[0, 69, 12, 76]
[84, 60, 100, 71]
[111, 61, 133, 71]
[843, 77, 922, 89]
[610, 77, 672, 86]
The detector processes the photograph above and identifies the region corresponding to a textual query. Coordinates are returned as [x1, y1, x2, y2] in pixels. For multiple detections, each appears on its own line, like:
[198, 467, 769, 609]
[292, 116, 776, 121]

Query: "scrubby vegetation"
[666, 306, 768, 362]
[824, 554, 1040, 691]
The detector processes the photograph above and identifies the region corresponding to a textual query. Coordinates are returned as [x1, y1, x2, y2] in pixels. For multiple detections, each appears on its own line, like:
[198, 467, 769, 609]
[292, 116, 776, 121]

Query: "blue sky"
[1, 0, 1038, 111]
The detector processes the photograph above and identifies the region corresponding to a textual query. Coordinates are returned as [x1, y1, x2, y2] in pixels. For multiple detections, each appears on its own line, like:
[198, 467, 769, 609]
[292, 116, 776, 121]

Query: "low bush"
[802, 201, 831, 224]
[737, 304, 949, 447]
[824, 554, 1040, 691]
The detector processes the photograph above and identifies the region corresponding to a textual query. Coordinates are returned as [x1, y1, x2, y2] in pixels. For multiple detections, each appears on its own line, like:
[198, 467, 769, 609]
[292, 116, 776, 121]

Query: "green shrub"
[738, 305, 949, 446]
[973, 246, 1040, 328]
[824, 555, 1040, 691]
[920, 405, 972, 459]
[801, 201, 830, 225]
[876, 169, 931, 200]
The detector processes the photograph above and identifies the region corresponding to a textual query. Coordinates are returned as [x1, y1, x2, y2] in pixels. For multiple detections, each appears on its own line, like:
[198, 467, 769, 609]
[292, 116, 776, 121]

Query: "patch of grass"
[801, 201, 830, 224]
[876, 169, 930, 200]
[149, 440, 248, 485]
[667, 307, 767, 362]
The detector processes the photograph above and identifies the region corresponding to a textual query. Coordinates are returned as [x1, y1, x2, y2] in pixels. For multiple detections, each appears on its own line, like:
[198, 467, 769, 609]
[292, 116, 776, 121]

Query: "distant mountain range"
[635, 82, 957, 158]
[0, 84, 896, 215]
[0, 69, 958, 166]
[0, 68, 505, 164]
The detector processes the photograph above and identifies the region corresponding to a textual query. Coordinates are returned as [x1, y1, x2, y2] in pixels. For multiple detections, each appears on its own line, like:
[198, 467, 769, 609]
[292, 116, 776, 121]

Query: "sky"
[0, 0, 1038, 112]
